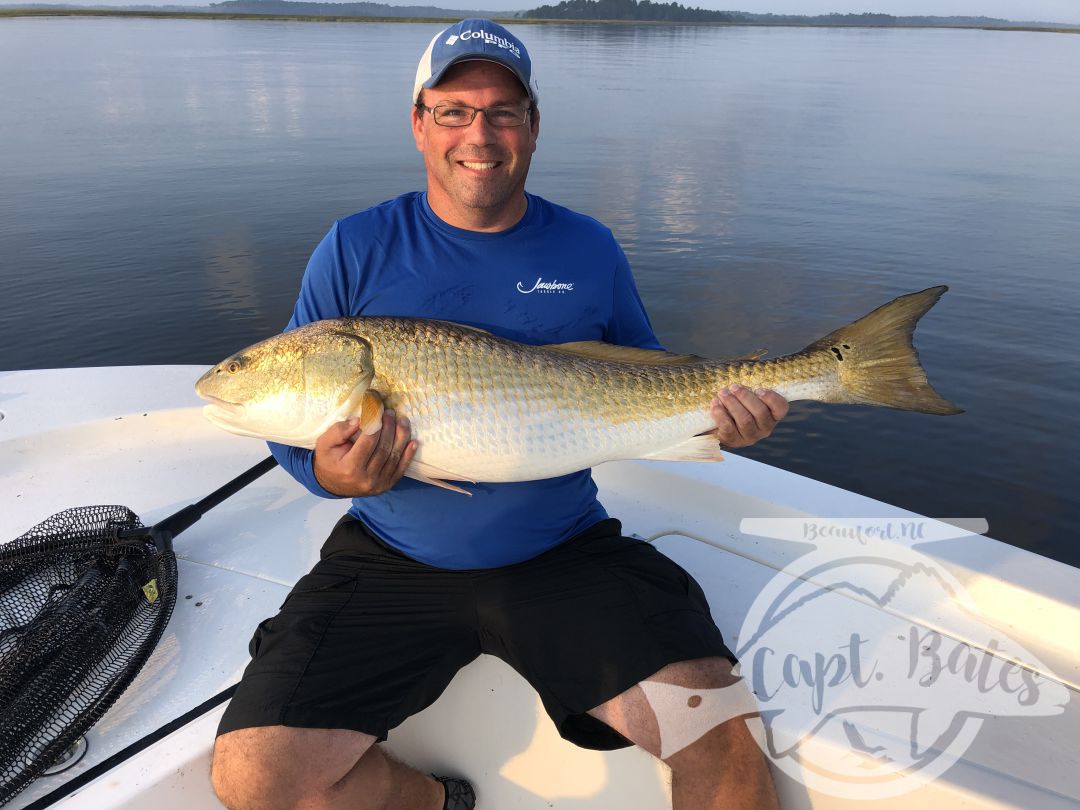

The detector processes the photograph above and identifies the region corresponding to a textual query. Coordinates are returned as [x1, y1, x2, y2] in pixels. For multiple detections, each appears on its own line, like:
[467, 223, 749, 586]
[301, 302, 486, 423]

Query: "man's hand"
[312, 410, 418, 497]
[710, 384, 789, 448]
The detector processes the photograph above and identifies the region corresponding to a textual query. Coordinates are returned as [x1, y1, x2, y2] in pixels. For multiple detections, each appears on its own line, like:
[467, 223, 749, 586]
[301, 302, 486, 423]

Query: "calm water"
[2, 19, 1078, 567]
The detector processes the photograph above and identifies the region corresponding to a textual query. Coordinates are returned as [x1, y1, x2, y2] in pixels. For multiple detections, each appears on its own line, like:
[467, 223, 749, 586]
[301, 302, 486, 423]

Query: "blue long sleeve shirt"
[270, 192, 660, 569]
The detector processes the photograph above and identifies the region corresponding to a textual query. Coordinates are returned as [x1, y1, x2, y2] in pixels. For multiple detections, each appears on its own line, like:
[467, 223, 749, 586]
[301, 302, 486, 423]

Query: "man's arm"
[271, 222, 416, 498]
[604, 244, 665, 351]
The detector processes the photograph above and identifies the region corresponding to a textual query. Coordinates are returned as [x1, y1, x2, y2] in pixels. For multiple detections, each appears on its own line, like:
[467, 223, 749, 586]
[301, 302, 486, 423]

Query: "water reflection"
[202, 227, 264, 317]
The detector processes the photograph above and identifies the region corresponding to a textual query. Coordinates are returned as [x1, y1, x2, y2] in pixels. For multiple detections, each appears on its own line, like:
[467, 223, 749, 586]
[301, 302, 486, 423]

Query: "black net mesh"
[0, 506, 178, 806]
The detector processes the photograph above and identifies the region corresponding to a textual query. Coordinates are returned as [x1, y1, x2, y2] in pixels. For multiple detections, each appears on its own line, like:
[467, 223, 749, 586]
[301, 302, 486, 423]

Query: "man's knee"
[210, 738, 248, 810]
[636, 660, 761, 761]
[211, 734, 258, 810]
[666, 716, 779, 810]
[211, 730, 300, 810]
[211, 725, 376, 810]
[668, 710, 763, 769]
[588, 656, 751, 757]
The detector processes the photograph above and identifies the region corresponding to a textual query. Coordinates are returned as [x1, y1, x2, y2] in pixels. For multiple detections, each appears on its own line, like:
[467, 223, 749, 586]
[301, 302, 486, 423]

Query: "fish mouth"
[198, 395, 246, 424]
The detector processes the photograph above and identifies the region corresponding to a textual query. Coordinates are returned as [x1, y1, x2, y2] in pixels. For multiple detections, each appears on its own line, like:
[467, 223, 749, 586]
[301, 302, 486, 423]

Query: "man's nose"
[462, 109, 498, 141]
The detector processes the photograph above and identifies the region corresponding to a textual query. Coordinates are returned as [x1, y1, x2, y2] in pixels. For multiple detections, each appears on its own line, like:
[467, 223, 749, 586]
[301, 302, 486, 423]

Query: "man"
[212, 19, 786, 810]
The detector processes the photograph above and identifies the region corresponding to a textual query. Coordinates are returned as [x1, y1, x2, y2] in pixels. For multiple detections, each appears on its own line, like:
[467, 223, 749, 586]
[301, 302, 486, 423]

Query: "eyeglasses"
[418, 104, 532, 128]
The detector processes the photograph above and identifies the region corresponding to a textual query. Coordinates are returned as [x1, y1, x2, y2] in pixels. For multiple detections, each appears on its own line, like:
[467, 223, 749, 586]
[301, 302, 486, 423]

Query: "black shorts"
[217, 516, 735, 750]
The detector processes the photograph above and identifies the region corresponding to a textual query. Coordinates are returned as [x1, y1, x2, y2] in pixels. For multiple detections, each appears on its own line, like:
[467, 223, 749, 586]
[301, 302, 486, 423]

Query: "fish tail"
[802, 286, 962, 415]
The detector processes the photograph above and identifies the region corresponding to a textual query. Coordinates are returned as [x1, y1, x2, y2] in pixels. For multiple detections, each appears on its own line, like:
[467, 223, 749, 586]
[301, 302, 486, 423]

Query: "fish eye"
[226, 360, 242, 374]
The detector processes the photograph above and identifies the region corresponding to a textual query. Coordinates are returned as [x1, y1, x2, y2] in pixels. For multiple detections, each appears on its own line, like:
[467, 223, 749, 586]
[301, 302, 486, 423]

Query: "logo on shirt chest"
[516, 276, 575, 295]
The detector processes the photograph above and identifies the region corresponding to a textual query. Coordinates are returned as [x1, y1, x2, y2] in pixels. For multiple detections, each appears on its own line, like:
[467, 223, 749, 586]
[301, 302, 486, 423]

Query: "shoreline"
[1, 8, 1078, 34]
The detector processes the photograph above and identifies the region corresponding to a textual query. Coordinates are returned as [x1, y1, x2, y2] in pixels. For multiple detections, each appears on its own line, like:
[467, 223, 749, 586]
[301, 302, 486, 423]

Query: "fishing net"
[0, 505, 177, 806]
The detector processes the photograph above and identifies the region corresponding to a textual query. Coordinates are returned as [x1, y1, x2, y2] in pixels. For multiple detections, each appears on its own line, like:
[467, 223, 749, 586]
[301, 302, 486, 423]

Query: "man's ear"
[530, 106, 540, 151]
[411, 103, 426, 153]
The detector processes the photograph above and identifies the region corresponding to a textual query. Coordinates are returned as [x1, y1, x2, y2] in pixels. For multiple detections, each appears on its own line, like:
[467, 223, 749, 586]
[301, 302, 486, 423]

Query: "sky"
[3, 0, 1078, 24]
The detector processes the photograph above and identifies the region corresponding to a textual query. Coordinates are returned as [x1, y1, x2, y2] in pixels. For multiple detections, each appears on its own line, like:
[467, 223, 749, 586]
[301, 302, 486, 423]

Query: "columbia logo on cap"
[446, 29, 522, 59]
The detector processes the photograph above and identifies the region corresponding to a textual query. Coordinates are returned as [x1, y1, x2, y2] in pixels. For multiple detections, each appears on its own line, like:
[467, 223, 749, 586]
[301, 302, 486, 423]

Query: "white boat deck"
[2, 366, 1078, 809]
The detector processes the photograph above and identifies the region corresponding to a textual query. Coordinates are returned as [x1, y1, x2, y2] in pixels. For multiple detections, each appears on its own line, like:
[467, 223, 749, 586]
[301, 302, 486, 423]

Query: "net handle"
[117, 456, 279, 552]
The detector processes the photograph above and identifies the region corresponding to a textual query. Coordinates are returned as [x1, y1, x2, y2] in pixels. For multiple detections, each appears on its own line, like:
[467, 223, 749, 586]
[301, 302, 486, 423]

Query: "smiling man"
[211, 19, 784, 810]
[412, 59, 536, 230]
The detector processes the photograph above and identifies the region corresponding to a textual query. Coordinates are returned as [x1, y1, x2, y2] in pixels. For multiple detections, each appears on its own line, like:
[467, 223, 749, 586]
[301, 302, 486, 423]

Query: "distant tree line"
[132, 0, 1053, 28]
[731, 12, 1011, 26]
[524, 0, 740, 22]
[521, 1, 1016, 26]
[207, 0, 490, 17]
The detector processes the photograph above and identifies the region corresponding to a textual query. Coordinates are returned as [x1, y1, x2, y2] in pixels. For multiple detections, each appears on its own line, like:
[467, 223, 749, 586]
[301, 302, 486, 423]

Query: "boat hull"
[2, 367, 1077, 809]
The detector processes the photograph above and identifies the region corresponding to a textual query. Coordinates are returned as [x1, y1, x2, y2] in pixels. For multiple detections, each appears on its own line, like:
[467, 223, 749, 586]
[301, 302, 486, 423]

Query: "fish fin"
[803, 286, 962, 415]
[641, 434, 725, 462]
[356, 390, 384, 435]
[542, 341, 706, 365]
[404, 460, 476, 496]
[732, 348, 768, 361]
